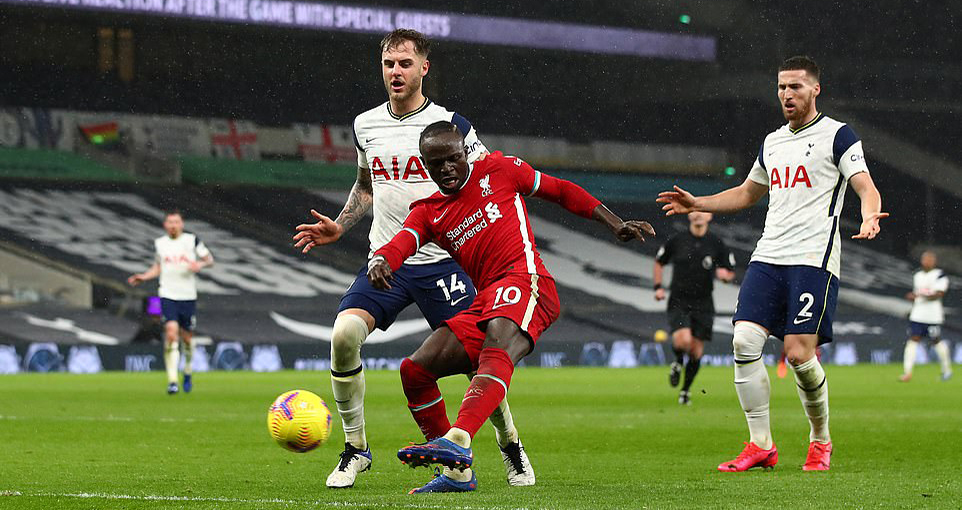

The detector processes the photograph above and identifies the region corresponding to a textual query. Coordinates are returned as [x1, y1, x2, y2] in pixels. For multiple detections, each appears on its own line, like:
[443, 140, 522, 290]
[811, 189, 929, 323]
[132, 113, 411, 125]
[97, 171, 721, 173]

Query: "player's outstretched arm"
[293, 209, 343, 253]
[592, 204, 656, 243]
[292, 167, 373, 253]
[335, 166, 374, 233]
[849, 172, 889, 240]
[529, 170, 655, 242]
[656, 179, 767, 216]
[127, 263, 160, 286]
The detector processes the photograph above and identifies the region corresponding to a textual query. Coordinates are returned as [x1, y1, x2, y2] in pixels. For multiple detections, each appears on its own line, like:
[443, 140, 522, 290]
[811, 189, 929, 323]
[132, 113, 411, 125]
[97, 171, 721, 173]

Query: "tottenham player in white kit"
[900, 251, 952, 382]
[128, 210, 214, 395]
[659, 56, 888, 472]
[293, 29, 533, 489]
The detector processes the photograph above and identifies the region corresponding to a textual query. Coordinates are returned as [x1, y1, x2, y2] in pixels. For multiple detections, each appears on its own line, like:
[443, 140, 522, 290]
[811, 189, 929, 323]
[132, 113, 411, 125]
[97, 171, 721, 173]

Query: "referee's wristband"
[653, 283, 663, 291]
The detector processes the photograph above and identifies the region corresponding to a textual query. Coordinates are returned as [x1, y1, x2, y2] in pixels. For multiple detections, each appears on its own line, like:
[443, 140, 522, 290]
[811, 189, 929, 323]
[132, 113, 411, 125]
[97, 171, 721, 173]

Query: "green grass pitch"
[1, 364, 959, 509]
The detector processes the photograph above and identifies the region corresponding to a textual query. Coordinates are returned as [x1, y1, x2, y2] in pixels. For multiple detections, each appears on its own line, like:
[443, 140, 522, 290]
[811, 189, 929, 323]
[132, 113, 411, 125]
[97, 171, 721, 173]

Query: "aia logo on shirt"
[164, 254, 190, 265]
[770, 165, 812, 189]
[370, 155, 429, 182]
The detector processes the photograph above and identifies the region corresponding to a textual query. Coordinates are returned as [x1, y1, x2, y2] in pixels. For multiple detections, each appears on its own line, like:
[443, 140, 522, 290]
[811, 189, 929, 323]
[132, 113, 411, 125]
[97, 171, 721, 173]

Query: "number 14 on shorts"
[436, 274, 469, 305]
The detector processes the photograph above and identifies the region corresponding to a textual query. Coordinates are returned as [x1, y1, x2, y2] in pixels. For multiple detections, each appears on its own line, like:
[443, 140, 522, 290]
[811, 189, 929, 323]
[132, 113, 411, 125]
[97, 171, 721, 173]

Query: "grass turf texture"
[1, 365, 959, 509]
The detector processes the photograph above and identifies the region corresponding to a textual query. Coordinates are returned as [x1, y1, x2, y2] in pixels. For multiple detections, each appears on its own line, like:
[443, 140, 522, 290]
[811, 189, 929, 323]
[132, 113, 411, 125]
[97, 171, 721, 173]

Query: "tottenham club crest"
[479, 174, 493, 197]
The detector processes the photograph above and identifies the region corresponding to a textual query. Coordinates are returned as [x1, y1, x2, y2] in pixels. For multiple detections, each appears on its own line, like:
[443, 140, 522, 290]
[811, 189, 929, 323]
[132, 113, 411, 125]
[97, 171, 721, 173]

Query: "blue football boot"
[409, 468, 477, 494]
[183, 374, 192, 393]
[398, 437, 473, 471]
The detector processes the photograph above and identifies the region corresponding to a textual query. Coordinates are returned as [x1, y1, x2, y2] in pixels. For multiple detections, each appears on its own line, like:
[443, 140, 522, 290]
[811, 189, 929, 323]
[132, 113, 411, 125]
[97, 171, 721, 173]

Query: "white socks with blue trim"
[164, 341, 179, 385]
[903, 340, 918, 376]
[732, 322, 773, 450]
[331, 314, 370, 450]
[792, 356, 830, 443]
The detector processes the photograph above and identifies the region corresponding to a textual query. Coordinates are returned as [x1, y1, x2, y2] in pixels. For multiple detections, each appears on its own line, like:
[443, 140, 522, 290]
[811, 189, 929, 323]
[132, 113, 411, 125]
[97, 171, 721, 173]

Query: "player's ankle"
[751, 437, 774, 450]
[495, 426, 518, 448]
[346, 436, 367, 451]
[444, 428, 471, 448]
[443, 466, 472, 482]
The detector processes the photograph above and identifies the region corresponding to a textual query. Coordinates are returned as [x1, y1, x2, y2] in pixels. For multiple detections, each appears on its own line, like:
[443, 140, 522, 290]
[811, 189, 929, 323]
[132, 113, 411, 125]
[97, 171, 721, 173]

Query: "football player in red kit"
[367, 121, 655, 493]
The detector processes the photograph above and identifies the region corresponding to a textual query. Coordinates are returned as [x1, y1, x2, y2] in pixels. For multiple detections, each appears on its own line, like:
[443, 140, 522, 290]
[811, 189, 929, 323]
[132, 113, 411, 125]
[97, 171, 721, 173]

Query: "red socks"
[399, 358, 450, 440]
[453, 347, 515, 438]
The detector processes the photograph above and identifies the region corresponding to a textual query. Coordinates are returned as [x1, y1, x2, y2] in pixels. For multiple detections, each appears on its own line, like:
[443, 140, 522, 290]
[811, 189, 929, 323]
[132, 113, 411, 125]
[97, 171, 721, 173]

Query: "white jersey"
[353, 98, 487, 264]
[910, 268, 948, 324]
[747, 113, 869, 277]
[154, 232, 211, 300]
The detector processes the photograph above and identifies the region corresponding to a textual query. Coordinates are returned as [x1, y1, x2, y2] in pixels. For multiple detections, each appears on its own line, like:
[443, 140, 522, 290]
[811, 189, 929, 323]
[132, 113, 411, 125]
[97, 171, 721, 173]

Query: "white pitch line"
[1, 490, 541, 510]
[0, 415, 208, 423]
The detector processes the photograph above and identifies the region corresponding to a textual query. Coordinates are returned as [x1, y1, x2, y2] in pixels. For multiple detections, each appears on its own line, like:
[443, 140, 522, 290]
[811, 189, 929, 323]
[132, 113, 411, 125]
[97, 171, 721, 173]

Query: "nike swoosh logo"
[433, 209, 449, 223]
[793, 317, 812, 325]
[365, 138, 374, 143]
[450, 296, 469, 306]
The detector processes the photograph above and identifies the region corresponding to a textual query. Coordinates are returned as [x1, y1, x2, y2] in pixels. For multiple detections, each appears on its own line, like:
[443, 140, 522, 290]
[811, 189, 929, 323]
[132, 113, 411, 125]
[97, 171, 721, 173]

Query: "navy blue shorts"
[161, 298, 197, 331]
[338, 259, 477, 331]
[908, 321, 941, 339]
[732, 262, 838, 344]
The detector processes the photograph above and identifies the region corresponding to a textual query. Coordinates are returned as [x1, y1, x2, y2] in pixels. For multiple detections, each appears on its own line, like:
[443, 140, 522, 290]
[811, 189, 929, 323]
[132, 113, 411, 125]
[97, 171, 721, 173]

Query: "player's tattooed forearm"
[335, 170, 374, 232]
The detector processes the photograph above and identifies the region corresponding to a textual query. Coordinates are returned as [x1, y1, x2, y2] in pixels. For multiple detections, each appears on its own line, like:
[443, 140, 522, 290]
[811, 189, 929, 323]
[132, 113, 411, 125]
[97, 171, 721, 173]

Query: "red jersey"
[376, 152, 601, 290]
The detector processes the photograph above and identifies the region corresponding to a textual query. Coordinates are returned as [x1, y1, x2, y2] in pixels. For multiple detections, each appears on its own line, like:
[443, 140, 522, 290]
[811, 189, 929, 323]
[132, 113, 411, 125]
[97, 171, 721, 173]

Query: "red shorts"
[443, 273, 560, 366]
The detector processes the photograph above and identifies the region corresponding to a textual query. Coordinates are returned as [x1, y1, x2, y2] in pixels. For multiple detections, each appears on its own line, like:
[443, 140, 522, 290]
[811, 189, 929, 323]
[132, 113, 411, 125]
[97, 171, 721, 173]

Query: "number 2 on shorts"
[794, 292, 815, 325]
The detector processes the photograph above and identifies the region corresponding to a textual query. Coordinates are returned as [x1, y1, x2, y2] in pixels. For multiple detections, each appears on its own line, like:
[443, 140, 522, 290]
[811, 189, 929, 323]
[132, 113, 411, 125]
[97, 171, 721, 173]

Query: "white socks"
[487, 395, 519, 447]
[792, 356, 830, 443]
[905, 339, 953, 377]
[903, 340, 918, 375]
[444, 427, 472, 448]
[732, 322, 772, 450]
[163, 341, 179, 384]
[331, 314, 370, 450]
[183, 340, 193, 375]
[441, 427, 474, 480]
[935, 340, 952, 376]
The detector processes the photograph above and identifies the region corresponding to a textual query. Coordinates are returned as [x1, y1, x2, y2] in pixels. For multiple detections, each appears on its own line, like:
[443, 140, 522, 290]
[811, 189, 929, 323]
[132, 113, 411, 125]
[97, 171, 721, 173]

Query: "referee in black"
[653, 211, 735, 405]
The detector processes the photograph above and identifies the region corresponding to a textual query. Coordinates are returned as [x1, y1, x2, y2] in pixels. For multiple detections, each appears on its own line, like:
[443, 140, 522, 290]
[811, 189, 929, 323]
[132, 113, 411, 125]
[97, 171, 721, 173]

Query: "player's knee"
[331, 314, 369, 369]
[732, 322, 767, 360]
[784, 344, 816, 366]
[482, 319, 529, 362]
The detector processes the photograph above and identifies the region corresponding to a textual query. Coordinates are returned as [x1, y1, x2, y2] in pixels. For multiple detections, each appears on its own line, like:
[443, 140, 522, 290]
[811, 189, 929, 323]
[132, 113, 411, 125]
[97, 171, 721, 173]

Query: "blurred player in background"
[900, 251, 952, 382]
[292, 29, 533, 489]
[658, 56, 887, 472]
[128, 210, 213, 395]
[653, 211, 735, 405]
[368, 121, 655, 493]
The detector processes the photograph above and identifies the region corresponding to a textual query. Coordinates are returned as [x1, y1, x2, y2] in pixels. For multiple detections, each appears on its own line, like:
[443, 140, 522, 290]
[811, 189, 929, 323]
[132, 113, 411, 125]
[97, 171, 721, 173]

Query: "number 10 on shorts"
[493, 286, 522, 309]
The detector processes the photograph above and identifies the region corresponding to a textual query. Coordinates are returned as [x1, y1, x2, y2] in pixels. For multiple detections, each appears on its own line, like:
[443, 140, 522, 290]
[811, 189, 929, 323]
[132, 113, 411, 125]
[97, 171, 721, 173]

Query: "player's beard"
[388, 74, 422, 104]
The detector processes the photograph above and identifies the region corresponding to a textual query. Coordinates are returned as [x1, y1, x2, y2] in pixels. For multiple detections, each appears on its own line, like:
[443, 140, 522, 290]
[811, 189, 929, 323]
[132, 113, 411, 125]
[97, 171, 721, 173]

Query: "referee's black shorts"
[667, 296, 714, 341]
